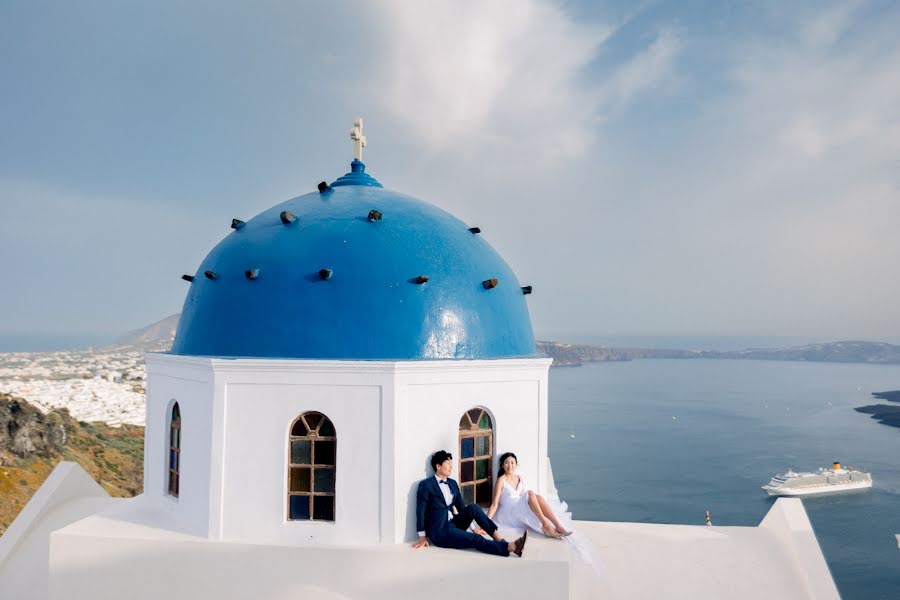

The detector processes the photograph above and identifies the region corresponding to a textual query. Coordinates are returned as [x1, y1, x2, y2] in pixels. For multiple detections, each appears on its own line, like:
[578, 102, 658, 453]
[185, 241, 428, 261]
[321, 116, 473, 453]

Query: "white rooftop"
[0, 463, 840, 600]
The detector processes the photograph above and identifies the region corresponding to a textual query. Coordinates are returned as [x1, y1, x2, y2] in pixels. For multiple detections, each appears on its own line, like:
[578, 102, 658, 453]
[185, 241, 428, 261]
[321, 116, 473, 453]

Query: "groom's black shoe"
[512, 530, 527, 557]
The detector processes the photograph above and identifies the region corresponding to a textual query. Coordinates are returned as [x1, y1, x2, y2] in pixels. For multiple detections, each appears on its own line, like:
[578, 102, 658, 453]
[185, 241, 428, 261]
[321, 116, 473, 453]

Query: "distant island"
[855, 389, 900, 431]
[537, 340, 900, 366]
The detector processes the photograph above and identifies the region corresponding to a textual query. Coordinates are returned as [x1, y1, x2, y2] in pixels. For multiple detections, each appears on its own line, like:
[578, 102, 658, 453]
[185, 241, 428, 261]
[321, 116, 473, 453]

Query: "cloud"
[513, 2, 900, 339]
[801, 0, 865, 48]
[730, 5, 900, 164]
[5, 1, 897, 339]
[611, 2, 900, 337]
[601, 27, 683, 114]
[372, 0, 612, 161]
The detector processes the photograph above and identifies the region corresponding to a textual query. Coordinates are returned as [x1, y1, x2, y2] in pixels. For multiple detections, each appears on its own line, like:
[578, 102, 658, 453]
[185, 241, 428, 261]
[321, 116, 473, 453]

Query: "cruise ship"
[762, 462, 873, 496]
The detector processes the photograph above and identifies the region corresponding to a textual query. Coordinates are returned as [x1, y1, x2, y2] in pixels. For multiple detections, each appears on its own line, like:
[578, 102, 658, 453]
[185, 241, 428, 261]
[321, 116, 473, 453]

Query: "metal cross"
[350, 118, 366, 160]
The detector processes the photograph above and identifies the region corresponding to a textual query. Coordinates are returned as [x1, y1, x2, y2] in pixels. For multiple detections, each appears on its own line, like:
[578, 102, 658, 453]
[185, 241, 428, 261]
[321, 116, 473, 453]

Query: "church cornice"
[145, 352, 551, 376]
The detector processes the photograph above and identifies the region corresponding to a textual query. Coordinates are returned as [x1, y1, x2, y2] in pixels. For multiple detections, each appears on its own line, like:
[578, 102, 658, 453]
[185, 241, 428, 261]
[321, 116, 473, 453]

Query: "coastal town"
[0, 347, 148, 426]
[0, 316, 177, 426]
[0, 314, 180, 427]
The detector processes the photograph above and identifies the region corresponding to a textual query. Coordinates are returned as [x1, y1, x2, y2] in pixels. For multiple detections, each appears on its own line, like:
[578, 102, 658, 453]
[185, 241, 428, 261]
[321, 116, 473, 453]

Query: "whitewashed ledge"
[0, 462, 121, 600]
[1, 469, 841, 600]
[571, 498, 839, 600]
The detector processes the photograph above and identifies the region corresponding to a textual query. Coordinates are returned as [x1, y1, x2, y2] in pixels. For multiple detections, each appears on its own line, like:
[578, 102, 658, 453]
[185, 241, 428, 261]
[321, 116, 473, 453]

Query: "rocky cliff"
[0, 394, 143, 536]
[0, 395, 67, 458]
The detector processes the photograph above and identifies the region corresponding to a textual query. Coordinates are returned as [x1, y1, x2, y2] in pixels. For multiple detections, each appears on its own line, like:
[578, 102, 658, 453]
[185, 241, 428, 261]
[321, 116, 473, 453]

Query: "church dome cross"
[350, 117, 366, 160]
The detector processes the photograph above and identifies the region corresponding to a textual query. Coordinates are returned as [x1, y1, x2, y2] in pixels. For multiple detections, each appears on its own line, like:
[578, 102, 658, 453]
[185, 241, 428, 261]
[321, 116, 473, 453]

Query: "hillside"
[0, 393, 143, 535]
[113, 313, 179, 351]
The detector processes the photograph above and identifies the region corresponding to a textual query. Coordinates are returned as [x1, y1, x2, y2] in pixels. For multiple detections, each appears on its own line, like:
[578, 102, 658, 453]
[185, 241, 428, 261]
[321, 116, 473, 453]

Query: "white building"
[0, 124, 840, 599]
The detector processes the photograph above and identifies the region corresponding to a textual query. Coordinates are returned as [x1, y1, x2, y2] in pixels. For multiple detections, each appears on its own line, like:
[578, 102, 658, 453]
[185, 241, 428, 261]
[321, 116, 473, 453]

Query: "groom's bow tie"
[439, 480, 449, 485]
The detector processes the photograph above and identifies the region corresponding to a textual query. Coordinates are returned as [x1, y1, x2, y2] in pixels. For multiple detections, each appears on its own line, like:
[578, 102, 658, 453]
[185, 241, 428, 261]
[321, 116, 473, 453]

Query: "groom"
[411, 450, 526, 557]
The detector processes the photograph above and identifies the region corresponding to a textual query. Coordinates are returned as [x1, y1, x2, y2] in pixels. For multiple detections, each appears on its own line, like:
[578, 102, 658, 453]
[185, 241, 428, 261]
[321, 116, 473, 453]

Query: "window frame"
[167, 402, 181, 498]
[287, 411, 337, 522]
[458, 407, 493, 506]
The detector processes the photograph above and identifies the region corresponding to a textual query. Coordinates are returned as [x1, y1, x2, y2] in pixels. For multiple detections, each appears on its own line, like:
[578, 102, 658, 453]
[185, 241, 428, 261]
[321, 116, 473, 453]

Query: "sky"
[1, 0, 899, 342]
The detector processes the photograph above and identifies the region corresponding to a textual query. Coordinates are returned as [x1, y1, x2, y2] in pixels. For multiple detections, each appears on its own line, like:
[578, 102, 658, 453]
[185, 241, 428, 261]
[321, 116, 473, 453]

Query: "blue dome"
[172, 161, 536, 360]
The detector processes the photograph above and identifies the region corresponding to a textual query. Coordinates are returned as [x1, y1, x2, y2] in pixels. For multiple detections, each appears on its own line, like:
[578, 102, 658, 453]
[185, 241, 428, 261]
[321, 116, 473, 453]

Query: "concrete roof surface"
[0, 464, 840, 600]
[572, 517, 839, 600]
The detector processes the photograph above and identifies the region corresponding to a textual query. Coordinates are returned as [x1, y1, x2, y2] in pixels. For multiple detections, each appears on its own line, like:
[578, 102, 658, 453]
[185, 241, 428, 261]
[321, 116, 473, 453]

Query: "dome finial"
[350, 117, 366, 161]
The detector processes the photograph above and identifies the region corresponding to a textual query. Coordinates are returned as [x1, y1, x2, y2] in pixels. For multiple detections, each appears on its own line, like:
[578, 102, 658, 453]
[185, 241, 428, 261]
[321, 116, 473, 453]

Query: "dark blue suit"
[416, 476, 508, 556]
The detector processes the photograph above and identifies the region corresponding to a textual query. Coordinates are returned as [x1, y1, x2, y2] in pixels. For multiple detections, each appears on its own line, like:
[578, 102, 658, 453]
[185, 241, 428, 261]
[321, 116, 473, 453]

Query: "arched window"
[168, 402, 181, 497]
[458, 408, 493, 505]
[288, 412, 336, 521]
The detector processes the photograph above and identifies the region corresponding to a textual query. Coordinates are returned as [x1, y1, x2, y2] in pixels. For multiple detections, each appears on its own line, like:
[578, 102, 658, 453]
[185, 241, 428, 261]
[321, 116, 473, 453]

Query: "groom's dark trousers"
[416, 476, 509, 556]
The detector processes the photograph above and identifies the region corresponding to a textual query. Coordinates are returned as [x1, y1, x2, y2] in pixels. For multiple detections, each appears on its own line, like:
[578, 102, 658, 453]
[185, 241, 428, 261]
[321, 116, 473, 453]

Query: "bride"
[487, 452, 573, 538]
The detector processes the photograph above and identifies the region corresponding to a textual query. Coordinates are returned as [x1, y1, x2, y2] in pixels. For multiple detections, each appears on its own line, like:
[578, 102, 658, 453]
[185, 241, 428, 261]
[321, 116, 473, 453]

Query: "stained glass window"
[461, 437, 475, 459]
[458, 408, 493, 506]
[168, 402, 181, 498]
[288, 412, 336, 522]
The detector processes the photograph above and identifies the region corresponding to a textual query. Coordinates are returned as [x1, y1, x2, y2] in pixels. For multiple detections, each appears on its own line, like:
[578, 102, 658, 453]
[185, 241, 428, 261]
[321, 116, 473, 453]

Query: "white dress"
[493, 476, 573, 534]
[493, 476, 602, 574]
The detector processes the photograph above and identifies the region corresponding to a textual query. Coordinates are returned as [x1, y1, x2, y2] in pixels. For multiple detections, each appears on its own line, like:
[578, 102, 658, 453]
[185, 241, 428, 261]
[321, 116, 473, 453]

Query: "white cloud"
[601, 27, 682, 113]
[801, 0, 864, 48]
[616, 2, 900, 337]
[516, 2, 900, 338]
[373, 0, 623, 161]
[9, 1, 897, 339]
[730, 5, 900, 164]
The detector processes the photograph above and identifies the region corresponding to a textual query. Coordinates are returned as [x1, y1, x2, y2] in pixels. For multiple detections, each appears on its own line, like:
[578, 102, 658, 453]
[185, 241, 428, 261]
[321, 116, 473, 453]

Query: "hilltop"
[113, 313, 179, 352]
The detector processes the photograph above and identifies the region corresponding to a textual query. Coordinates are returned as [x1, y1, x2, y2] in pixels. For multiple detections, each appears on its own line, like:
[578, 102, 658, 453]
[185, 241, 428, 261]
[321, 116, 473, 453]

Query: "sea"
[548, 358, 900, 599]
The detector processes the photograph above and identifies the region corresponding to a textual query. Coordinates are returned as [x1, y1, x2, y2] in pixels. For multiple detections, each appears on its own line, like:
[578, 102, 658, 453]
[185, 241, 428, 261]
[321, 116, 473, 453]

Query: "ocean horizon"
[0, 333, 118, 353]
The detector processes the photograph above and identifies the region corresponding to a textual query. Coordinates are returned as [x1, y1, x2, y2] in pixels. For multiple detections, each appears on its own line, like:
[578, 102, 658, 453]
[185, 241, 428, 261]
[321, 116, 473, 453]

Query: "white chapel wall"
[213, 363, 390, 545]
[143, 355, 550, 547]
[392, 359, 551, 543]
[144, 356, 215, 537]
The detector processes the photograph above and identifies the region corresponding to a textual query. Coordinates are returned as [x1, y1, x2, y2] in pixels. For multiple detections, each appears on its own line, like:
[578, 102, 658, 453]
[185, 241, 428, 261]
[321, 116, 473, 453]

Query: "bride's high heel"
[557, 528, 573, 537]
[542, 525, 562, 538]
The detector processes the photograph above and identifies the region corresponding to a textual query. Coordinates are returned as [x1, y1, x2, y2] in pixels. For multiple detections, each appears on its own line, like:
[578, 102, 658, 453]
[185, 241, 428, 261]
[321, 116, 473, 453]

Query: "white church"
[0, 122, 840, 599]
